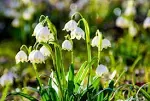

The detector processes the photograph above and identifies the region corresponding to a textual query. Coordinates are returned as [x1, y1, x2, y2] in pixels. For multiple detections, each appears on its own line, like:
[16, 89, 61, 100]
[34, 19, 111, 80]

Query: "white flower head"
[102, 39, 111, 50]
[71, 27, 85, 40]
[33, 23, 43, 36]
[15, 50, 28, 64]
[29, 50, 45, 64]
[143, 17, 150, 29]
[62, 40, 72, 51]
[0, 72, 14, 86]
[36, 26, 51, 43]
[63, 20, 77, 32]
[91, 36, 99, 47]
[116, 16, 129, 28]
[96, 64, 109, 76]
[40, 46, 51, 57]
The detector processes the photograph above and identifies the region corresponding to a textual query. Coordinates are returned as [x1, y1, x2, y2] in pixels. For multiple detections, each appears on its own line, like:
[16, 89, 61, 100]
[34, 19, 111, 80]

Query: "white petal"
[62, 40, 72, 51]
[116, 16, 129, 28]
[63, 20, 77, 32]
[102, 39, 111, 50]
[33, 23, 43, 36]
[40, 46, 51, 57]
[15, 50, 28, 64]
[36, 27, 50, 42]
[96, 64, 108, 76]
[91, 36, 99, 47]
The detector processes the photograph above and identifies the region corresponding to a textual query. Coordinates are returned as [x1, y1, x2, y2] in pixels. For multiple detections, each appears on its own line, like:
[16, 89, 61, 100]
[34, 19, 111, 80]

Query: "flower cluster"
[15, 22, 52, 64]
[62, 19, 85, 51]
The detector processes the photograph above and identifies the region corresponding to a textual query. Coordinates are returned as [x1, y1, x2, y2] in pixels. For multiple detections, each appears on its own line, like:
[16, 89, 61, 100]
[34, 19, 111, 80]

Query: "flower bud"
[36, 27, 51, 43]
[40, 46, 51, 57]
[62, 40, 72, 51]
[63, 20, 77, 32]
[71, 27, 85, 40]
[143, 17, 150, 29]
[15, 50, 28, 64]
[29, 50, 45, 64]
[129, 25, 138, 37]
[96, 64, 108, 76]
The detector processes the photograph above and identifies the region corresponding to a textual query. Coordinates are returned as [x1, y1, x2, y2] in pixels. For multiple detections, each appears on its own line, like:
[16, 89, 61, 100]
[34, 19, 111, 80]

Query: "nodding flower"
[63, 20, 77, 32]
[70, 27, 85, 40]
[62, 40, 72, 51]
[29, 50, 45, 64]
[15, 50, 28, 64]
[36, 26, 53, 43]
[40, 46, 51, 57]
[96, 64, 109, 76]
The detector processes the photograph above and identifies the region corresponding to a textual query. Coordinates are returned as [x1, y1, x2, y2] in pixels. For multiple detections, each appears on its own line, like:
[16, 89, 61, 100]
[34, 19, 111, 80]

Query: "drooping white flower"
[116, 16, 129, 28]
[143, 17, 150, 29]
[63, 20, 77, 32]
[36, 27, 51, 43]
[29, 50, 45, 64]
[15, 50, 28, 64]
[40, 46, 50, 57]
[96, 64, 109, 76]
[33, 23, 43, 36]
[91, 36, 99, 47]
[109, 70, 117, 80]
[71, 27, 85, 40]
[0, 72, 14, 86]
[102, 39, 111, 49]
[62, 40, 72, 51]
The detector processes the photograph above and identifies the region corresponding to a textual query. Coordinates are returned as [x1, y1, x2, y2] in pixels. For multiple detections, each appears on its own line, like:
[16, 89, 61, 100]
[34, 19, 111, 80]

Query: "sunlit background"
[0, 0, 150, 100]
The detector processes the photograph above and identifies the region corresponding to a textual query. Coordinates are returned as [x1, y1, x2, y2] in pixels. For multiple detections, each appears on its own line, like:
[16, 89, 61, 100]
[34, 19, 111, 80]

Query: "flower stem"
[97, 30, 102, 66]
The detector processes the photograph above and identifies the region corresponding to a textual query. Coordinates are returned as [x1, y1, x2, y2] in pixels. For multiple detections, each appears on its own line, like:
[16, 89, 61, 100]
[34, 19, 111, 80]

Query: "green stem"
[97, 30, 102, 66]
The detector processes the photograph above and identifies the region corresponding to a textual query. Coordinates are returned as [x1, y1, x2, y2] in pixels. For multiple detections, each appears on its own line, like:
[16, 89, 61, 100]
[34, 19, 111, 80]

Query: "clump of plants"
[6, 12, 150, 101]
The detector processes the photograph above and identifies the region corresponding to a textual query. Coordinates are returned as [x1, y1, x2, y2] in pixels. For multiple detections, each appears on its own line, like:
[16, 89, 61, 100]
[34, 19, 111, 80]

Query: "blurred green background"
[0, 0, 150, 100]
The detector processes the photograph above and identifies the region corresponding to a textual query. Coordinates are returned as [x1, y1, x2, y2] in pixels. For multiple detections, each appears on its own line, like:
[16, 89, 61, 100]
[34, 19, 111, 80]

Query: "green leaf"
[8, 92, 38, 101]
[48, 87, 59, 101]
[74, 61, 87, 83]
[68, 64, 75, 96]
[46, 17, 57, 35]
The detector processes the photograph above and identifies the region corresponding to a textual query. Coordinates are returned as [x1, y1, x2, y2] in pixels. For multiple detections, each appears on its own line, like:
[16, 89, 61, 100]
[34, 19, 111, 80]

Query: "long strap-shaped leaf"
[8, 92, 38, 101]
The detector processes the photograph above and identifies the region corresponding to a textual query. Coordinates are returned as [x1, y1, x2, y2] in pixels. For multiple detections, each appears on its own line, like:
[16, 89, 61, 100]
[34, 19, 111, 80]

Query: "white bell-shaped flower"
[62, 40, 72, 51]
[0, 72, 14, 86]
[63, 20, 77, 32]
[116, 16, 129, 28]
[33, 23, 43, 36]
[71, 27, 85, 40]
[91, 36, 99, 47]
[36, 26, 51, 43]
[102, 39, 111, 50]
[15, 50, 28, 64]
[143, 17, 150, 29]
[96, 64, 108, 76]
[29, 50, 45, 64]
[40, 46, 50, 57]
